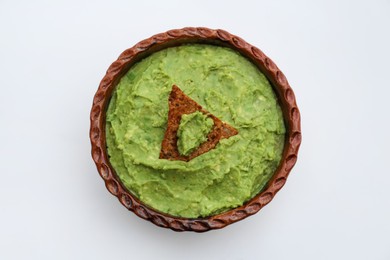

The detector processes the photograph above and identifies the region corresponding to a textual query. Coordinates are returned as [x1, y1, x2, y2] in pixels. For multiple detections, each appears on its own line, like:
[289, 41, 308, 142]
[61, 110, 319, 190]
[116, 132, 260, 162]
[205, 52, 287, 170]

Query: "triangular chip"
[159, 85, 238, 162]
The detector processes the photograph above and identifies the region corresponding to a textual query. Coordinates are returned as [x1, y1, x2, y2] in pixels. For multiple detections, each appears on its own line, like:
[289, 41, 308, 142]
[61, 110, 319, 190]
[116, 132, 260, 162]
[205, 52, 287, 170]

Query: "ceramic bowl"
[90, 27, 301, 232]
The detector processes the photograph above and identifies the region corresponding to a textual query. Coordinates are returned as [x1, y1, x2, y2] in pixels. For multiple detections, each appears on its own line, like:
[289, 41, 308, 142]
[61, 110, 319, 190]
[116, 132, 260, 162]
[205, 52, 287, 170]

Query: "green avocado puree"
[177, 111, 214, 156]
[106, 44, 286, 218]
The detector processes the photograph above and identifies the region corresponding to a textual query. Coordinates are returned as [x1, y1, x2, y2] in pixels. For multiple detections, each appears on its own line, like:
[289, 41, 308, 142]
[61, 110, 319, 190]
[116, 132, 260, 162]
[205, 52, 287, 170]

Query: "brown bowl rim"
[90, 27, 301, 232]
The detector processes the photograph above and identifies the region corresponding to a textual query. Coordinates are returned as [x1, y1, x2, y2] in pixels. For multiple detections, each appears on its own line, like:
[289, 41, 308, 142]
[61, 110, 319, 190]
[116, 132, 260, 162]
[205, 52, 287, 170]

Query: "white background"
[1, 0, 389, 259]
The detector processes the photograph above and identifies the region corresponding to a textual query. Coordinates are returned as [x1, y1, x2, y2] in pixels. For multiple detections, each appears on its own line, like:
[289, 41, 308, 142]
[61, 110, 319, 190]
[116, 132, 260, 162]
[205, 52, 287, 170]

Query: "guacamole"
[177, 111, 214, 156]
[106, 44, 286, 218]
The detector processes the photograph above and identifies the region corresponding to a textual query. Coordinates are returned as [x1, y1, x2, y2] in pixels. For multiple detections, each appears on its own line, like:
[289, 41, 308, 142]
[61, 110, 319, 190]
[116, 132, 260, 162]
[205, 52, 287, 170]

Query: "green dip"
[177, 111, 214, 156]
[106, 44, 286, 218]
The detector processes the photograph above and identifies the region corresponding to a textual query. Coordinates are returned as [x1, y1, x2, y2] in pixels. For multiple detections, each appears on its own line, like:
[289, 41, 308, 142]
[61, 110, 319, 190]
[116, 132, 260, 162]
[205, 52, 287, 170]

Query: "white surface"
[1, 0, 389, 259]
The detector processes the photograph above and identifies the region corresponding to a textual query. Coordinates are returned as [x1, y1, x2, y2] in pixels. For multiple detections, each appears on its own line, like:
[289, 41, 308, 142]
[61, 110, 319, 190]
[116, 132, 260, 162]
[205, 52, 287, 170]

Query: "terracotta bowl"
[90, 27, 301, 232]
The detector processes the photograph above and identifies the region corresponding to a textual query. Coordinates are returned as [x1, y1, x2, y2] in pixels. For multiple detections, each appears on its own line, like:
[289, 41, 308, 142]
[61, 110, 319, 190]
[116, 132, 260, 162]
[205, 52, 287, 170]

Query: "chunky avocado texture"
[106, 44, 286, 218]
